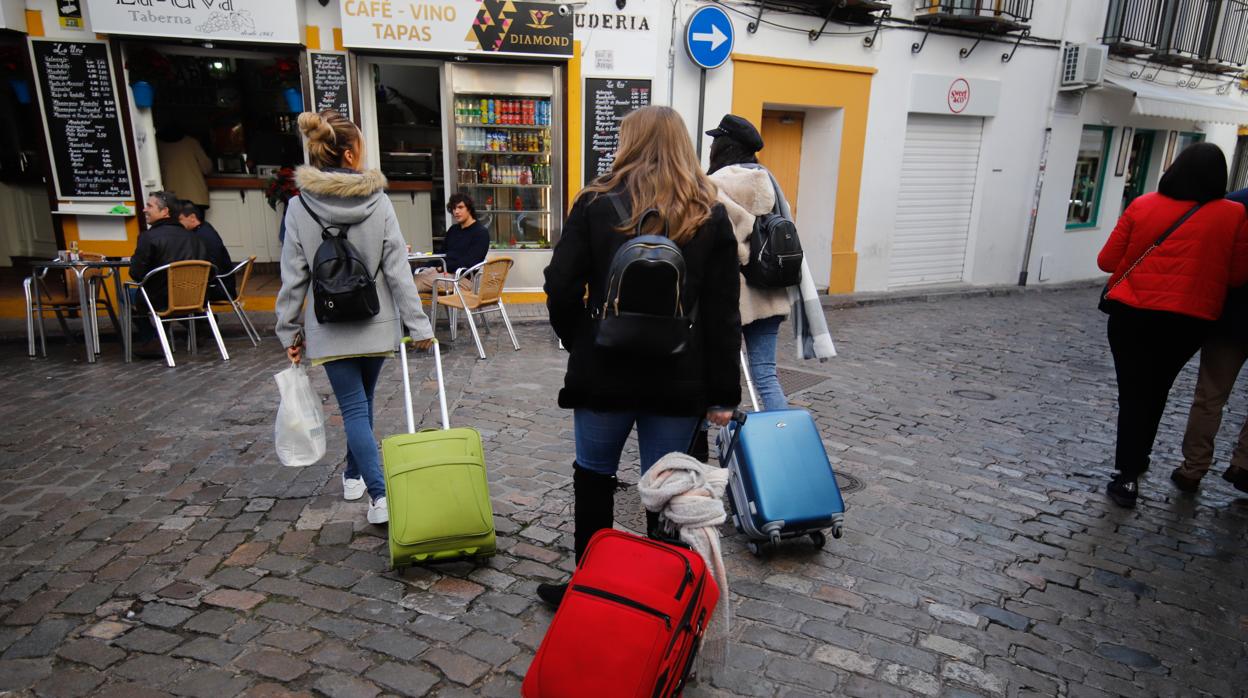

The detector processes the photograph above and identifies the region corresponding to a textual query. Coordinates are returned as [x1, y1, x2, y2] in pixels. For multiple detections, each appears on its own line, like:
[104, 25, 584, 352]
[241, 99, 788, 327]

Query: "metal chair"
[125, 260, 229, 368]
[433, 257, 519, 360]
[209, 256, 261, 346]
[25, 253, 120, 358]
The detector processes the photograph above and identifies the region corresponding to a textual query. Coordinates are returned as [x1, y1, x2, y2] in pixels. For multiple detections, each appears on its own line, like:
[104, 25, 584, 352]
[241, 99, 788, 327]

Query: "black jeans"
[1107, 308, 1211, 477]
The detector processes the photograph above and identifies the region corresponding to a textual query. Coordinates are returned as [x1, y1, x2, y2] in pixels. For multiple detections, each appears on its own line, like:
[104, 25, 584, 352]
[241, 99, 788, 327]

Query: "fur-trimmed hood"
[293, 166, 389, 225]
[711, 165, 775, 219]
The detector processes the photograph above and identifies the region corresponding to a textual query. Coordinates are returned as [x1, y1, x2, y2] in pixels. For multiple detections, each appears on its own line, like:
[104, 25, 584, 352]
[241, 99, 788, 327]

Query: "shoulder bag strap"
[1107, 202, 1204, 295]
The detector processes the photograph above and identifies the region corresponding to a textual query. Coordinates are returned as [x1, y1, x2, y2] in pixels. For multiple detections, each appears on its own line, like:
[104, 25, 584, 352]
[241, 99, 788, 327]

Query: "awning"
[1103, 75, 1248, 125]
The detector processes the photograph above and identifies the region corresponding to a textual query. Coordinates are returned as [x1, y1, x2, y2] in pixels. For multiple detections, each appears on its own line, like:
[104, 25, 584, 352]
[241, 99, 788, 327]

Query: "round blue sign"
[685, 5, 734, 70]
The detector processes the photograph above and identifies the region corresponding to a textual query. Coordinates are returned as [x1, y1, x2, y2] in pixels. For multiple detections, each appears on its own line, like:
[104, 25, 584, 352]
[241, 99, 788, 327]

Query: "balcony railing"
[1104, 0, 1166, 54]
[1156, 0, 1219, 63]
[1211, 0, 1248, 66]
[1103, 0, 1248, 72]
[912, 0, 1033, 30]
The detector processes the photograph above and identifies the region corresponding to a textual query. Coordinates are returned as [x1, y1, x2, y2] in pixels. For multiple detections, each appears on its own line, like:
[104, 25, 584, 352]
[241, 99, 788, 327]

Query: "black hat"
[705, 114, 763, 153]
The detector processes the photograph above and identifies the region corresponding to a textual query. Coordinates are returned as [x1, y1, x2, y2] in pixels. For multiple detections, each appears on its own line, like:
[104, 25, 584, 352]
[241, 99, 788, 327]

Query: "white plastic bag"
[274, 364, 326, 467]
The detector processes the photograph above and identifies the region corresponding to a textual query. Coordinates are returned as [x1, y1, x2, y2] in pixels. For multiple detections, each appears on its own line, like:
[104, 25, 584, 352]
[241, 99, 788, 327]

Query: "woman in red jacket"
[1097, 142, 1248, 508]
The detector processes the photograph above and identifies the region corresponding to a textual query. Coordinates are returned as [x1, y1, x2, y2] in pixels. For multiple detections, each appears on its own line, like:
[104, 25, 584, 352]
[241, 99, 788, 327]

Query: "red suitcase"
[522, 529, 720, 698]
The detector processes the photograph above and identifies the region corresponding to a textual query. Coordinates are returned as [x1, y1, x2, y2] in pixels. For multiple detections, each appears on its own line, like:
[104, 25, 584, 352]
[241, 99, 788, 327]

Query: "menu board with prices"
[30, 40, 132, 201]
[309, 52, 351, 118]
[585, 78, 651, 180]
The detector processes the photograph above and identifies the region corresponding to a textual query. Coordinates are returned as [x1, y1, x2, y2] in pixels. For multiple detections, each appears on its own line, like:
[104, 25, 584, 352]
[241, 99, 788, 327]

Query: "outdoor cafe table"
[31, 258, 132, 364]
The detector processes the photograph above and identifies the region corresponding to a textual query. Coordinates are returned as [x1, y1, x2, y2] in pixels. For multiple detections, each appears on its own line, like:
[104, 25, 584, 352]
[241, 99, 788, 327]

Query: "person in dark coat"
[177, 200, 236, 300]
[537, 105, 741, 607]
[1096, 143, 1248, 507]
[129, 190, 211, 357]
[416, 193, 490, 293]
[1171, 185, 1248, 495]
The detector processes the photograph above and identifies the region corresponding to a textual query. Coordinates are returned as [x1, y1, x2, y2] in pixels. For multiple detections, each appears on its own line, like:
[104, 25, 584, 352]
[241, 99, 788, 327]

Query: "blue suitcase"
[717, 354, 845, 555]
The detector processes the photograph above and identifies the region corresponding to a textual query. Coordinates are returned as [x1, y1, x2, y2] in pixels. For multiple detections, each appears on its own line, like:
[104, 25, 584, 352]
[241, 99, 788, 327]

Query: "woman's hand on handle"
[411, 338, 434, 352]
[706, 408, 734, 427]
[286, 343, 303, 365]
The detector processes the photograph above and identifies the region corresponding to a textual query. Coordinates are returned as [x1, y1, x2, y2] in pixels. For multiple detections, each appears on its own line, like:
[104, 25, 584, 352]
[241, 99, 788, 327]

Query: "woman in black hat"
[706, 114, 793, 411]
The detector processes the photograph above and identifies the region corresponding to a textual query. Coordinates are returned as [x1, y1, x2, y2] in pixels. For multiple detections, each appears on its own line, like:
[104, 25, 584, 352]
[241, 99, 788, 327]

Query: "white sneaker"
[342, 475, 366, 501]
[367, 496, 389, 524]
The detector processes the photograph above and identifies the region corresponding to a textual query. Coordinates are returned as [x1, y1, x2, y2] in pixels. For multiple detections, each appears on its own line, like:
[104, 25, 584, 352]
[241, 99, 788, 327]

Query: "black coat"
[192, 222, 237, 300]
[129, 218, 210, 310]
[544, 190, 742, 416]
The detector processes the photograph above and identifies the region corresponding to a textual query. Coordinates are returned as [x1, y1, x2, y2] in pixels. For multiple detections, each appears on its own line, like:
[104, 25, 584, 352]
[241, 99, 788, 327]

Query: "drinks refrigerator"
[443, 63, 563, 249]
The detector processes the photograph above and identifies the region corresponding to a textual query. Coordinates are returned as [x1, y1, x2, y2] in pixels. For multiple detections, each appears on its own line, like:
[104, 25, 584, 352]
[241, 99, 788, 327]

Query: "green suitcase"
[382, 339, 496, 568]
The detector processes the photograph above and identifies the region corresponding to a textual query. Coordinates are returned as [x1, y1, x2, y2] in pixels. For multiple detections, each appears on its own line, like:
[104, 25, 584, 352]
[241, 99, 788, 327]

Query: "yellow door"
[758, 110, 804, 218]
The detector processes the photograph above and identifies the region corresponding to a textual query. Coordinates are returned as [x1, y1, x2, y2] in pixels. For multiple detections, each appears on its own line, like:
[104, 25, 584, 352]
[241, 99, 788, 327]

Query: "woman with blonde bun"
[275, 110, 434, 525]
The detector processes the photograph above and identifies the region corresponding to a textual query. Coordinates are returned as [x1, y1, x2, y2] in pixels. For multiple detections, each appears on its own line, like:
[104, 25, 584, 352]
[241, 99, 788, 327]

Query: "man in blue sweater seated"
[417, 193, 491, 294]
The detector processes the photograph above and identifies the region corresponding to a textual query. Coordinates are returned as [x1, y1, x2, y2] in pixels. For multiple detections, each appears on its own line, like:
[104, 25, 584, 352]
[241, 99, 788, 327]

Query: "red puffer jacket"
[1098, 192, 1248, 320]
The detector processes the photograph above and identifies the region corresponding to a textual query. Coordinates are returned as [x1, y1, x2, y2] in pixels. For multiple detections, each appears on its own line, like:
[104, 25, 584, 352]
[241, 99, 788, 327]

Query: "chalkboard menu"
[309, 52, 351, 118]
[30, 40, 131, 201]
[585, 78, 651, 180]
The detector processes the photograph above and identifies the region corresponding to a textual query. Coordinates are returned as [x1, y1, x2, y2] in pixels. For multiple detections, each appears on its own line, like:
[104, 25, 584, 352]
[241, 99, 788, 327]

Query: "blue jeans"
[323, 356, 387, 500]
[574, 409, 701, 477]
[744, 315, 788, 411]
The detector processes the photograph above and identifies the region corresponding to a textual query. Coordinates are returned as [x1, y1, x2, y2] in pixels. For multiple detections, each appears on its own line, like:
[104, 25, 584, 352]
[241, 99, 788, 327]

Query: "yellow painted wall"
[730, 54, 875, 293]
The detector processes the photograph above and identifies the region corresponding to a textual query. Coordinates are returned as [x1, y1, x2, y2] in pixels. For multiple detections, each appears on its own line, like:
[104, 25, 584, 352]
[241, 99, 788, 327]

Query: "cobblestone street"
[1, 286, 1245, 697]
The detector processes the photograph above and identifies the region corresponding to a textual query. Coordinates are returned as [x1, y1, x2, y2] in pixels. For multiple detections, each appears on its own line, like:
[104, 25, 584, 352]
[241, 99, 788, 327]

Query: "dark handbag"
[1099, 202, 1203, 315]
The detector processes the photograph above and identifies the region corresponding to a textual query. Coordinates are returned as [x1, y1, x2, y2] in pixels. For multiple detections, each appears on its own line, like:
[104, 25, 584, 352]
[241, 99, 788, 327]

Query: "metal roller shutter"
[888, 113, 984, 287]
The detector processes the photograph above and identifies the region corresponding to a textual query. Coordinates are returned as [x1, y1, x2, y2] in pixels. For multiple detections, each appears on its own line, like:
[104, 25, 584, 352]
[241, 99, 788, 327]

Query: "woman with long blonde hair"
[539, 105, 741, 606]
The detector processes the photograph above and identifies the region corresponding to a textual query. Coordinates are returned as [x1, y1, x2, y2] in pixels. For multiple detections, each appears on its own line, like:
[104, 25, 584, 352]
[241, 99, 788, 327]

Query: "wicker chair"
[125, 260, 229, 367]
[433, 257, 519, 359]
[209, 256, 260, 346]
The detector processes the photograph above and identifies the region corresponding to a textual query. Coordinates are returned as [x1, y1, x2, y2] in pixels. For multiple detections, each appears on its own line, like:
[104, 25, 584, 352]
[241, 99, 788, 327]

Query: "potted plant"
[265, 166, 299, 210]
[265, 166, 299, 241]
[124, 46, 174, 109]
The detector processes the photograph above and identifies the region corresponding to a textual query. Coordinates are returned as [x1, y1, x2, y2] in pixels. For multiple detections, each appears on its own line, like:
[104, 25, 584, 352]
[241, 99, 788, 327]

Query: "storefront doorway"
[1122, 129, 1155, 211]
[122, 43, 307, 264]
[0, 34, 56, 267]
[358, 58, 444, 254]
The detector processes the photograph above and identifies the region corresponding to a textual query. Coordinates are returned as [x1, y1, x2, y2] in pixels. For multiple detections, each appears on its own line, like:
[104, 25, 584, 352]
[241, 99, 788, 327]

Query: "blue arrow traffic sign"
[685, 5, 734, 70]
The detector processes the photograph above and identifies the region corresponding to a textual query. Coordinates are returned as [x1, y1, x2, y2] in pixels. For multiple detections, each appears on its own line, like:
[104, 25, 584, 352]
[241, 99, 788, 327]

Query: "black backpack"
[593, 194, 695, 356]
[742, 173, 803, 288]
[299, 196, 381, 324]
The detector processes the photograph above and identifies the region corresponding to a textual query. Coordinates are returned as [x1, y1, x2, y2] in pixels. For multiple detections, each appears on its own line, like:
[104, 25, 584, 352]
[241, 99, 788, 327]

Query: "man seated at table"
[129, 190, 210, 359]
[177, 200, 236, 301]
[415, 193, 490, 294]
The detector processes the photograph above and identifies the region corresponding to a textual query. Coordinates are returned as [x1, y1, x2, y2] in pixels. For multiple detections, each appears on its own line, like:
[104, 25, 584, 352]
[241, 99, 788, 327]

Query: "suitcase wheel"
[831, 521, 844, 540]
[746, 540, 768, 557]
[810, 531, 827, 549]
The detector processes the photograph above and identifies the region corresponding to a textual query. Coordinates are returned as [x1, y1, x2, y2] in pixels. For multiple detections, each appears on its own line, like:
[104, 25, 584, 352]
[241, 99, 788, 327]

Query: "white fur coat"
[710, 166, 791, 326]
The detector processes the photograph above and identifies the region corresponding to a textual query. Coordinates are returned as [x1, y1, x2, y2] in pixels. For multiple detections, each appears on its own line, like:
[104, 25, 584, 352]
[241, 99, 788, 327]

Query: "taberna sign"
[83, 0, 305, 44]
[340, 0, 574, 58]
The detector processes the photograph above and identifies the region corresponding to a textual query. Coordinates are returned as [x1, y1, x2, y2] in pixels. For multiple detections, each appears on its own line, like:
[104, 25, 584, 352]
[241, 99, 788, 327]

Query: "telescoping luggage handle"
[740, 350, 760, 412]
[399, 337, 450, 433]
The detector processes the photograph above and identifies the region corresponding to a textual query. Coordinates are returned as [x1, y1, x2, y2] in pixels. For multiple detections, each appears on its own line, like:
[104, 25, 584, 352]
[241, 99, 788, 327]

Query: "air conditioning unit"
[1061, 44, 1108, 88]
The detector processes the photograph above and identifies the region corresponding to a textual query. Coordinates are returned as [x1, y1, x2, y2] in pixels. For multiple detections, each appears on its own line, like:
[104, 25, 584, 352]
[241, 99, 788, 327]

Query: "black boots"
[537, 464, 617, 608]
[1223, 466, 1248, 494]
[1107, 473, 1139, 508]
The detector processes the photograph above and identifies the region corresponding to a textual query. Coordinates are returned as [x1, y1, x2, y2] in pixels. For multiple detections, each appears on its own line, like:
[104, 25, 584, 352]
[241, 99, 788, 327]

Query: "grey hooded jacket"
[275, 166, 433, 360]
